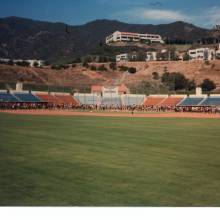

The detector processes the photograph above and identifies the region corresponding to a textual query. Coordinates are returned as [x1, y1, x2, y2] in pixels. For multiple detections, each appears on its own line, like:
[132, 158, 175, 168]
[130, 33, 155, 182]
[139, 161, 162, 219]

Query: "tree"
[187, 79, 196, 91]
[200, 79, 216, 92]
[109, 62, 117, 71]
[7, 60, 14, 65]
[136, 51, 147, 61]
[183, 53, 190, 61]
[33, 61, 39, 68]
[161, 72, 189, 91]
[72, 57, 81, 63]
[83, 56, 93, 63]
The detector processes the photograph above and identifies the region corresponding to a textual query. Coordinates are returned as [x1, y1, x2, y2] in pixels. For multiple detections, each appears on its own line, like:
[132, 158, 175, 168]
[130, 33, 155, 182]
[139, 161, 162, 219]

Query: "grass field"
[1, 113, 220, 206]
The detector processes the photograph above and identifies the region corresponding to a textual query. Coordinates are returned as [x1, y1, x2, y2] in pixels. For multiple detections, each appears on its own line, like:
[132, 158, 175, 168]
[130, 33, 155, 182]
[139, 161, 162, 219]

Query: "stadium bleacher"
[144, 96, 167, 106]
[101, 96, 122, 107]
[199, 96, 220, 106]
[14, 92, 42, 102]
[36, 93, 58, 103]
[55, 95, 79, 105]
[122, 95, 145, 106]
[159, 96, 184, 107]
[178, 97, 205, 106]
[0, 92, 19, 102]
[74, 94, 98, 105]
[36, 93, 79, 105]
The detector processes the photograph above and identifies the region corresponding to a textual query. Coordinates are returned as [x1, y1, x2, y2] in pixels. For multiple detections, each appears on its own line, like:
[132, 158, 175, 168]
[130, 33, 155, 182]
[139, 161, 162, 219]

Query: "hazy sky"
[0, 0, 220, 28]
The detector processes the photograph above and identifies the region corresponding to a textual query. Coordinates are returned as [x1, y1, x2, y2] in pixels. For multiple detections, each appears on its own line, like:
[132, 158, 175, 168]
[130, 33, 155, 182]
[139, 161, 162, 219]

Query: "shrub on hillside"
[97, 64, 108, 71]
[33, 61, 39, 68]
[51, 65, 62, 70]
[109, 62, 117, 71]
[51, 64, 69, 70]
[82, 62, 89, 68]
[90, 65, 97, 71]
[118, 65, 129, 72]
[205, 60, 210, 65]
[152, 72, 160, 80]
[7, 60, 14, 65]
[15, 61, 30, 67]
[183, 53, 190, 61]
[128, 67, 137, 74]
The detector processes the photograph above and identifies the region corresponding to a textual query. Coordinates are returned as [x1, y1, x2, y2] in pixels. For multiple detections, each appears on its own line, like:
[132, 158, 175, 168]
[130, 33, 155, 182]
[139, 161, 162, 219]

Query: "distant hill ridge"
[0, 16, 214, 63]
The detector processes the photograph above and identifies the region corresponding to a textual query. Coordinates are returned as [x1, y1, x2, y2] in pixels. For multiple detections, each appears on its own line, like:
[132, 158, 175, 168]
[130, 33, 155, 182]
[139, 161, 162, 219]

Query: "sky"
[0, 0, 220, 28]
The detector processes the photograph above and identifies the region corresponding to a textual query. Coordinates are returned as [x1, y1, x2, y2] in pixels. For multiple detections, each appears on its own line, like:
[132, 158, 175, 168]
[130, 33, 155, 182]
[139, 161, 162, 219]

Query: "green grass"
[0, 113, 220, 206]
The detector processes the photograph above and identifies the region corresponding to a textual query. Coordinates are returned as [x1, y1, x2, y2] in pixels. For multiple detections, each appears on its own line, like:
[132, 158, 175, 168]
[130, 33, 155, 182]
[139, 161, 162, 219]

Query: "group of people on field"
[1, 102, 220, 114]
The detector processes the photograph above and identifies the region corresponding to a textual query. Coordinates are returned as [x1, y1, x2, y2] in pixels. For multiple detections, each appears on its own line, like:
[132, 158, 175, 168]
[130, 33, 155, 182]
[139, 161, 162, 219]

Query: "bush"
[15, 61, 30, 67]
[118, 65, 129, 72]
[97, 64, 108, 71]
[7, 60, 14, 65]
[183, 53, 190, 61]
[61, 64, 69, 69]
[205, 60, 210, 65]
[72, 58, 81, 63]
[187, 80, 196, 91]
[109, 62, 117, 71]
[90, 65, 97, 71]
[51, 64, 69, 70]
[82, 62, 89, 68]
[152, 72, 160, 80]
[51, 65, 62, 70]
[33, 61, 39, 68]
[128, 67, 137, 74]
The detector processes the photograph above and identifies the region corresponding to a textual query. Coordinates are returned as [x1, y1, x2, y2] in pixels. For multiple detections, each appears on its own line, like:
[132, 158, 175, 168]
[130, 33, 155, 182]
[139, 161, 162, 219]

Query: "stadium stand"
[74, 93, 99, 105]
[36, 93, 58, 103]
[101, 95, 122, 107]
[0, 91, 19, 102]
[54, 94, 79, 105]
[178, 97, 206, 106]
[35, 93, 79, 105]
[122, 95, 145, 106]
[144, 96, 167, 106]
[199, 96, 220, 106]
[14, 92, 42, 102]
[159, 96, 185, 107]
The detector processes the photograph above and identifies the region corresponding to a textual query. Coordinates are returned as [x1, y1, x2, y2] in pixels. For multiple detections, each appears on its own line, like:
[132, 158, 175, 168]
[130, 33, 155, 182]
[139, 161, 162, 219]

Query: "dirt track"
[1, 110, 220, 119]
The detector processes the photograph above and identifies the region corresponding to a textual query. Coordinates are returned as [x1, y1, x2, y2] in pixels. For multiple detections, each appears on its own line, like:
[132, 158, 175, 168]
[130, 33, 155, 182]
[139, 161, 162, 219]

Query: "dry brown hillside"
[0, 61, 220, 90]
[121, 60, 220, 88]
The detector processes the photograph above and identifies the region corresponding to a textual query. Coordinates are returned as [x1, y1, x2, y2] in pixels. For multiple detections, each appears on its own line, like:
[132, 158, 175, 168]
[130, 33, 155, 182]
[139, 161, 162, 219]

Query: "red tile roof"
[91, 85, 102, 92]
[118, 84, 128, 92]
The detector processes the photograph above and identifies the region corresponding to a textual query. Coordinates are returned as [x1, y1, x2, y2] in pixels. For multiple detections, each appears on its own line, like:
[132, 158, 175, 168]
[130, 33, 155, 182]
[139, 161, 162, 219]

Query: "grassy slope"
[0, 113, 220, 206]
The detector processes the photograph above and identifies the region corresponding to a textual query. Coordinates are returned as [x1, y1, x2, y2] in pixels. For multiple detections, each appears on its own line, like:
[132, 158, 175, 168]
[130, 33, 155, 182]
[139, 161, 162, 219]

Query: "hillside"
[0, 16, 215, 63]
[1, 61, 220, 92]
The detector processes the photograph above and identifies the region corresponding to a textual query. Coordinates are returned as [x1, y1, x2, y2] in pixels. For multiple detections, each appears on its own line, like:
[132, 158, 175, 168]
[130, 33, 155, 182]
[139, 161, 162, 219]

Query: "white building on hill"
[0, 58, 45, 67]
[216, 44, 220, 59]
[188, 48, 216, 61]
[116, 51, 157, 62]
[146, 51, 157, 61]
[116, 54, 129, 62]
[106, 31, 164, 44]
